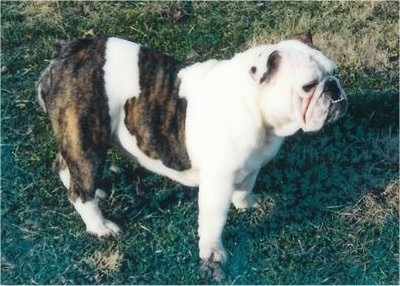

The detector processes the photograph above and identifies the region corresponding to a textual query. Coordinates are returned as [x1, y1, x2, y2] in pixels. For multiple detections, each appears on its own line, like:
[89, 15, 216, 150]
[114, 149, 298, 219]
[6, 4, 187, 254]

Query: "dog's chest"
[235, 135, 284, 184]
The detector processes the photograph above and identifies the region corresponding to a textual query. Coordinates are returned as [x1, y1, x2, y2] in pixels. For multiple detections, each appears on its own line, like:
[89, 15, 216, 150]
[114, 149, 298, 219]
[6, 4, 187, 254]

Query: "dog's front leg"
[198, 172, 234, 263]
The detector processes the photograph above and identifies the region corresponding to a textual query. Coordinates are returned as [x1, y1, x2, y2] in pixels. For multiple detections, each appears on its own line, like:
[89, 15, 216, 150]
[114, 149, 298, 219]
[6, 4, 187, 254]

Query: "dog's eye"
[302, 80, 318, 92]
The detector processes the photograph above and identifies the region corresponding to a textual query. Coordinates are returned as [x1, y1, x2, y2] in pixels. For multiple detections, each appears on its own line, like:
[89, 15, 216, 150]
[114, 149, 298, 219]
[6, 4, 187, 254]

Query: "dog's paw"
[87, 219, 121, 238]
[199, 240, 227, 263]
[232, 192, 260, 209]
[200, 259, 226, 282]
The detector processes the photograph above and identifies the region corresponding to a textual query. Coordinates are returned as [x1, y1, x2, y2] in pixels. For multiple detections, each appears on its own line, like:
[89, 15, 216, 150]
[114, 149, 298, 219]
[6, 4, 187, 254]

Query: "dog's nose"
[323, 78, 342, 103]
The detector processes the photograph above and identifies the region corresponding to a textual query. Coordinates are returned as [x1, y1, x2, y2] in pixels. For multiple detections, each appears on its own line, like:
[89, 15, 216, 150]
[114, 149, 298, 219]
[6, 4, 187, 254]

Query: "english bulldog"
[37, 32, 347, 266]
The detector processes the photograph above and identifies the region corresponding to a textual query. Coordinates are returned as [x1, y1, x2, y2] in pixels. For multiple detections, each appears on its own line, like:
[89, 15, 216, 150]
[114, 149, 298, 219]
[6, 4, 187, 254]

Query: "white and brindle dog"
[37, 33, 347, 264]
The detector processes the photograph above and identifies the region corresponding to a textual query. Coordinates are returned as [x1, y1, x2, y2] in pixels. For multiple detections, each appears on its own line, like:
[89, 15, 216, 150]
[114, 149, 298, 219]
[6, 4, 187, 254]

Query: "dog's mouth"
[301, 90, 347, 127]
[300, 77, 347, 132]
[301, 90, 316, 124]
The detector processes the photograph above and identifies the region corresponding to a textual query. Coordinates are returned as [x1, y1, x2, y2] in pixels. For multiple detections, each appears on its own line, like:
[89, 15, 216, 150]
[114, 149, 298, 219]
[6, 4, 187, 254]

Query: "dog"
[37, 32, 347, 265]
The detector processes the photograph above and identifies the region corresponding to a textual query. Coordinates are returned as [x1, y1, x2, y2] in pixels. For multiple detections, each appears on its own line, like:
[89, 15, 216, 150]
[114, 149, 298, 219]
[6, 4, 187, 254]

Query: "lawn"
[1, 1, 399, 284]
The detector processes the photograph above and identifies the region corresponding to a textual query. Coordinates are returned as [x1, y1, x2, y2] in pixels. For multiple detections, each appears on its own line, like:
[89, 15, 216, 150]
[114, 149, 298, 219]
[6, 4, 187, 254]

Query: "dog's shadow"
[256, 90, 397, 224]
[224, 90, 398, 282]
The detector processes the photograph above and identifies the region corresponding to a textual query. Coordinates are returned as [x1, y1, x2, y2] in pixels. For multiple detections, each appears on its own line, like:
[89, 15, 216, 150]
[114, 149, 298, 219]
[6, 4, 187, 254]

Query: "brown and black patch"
[124, 46, 191, 171]
[38, 37, 110, 202]
[292, 31, 314, 48]
[259, 50, 281, 84]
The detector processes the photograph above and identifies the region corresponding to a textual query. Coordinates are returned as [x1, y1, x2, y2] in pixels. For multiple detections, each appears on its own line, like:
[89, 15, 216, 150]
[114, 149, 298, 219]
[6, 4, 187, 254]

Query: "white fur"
[58, 167, 71, 190]
[103, 38, 141, 132]
[72, 189, 121, 237]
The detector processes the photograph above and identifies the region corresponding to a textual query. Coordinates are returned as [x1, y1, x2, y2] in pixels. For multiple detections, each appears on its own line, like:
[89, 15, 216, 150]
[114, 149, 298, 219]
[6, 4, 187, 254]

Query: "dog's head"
[249, 32, 348, 136]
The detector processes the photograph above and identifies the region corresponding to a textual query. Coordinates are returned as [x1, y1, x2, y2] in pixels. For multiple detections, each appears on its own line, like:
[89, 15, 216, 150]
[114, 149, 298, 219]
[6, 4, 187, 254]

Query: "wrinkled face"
[257, 40, 348, 136]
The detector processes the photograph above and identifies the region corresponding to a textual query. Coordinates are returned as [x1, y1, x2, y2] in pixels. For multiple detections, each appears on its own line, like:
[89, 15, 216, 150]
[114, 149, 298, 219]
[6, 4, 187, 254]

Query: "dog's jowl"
[38, 34, 347, 266]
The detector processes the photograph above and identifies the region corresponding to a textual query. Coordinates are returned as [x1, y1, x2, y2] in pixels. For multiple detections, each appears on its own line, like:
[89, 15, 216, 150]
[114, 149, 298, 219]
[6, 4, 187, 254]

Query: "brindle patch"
[39, 38, 110, 202]
[124, 46, 191, 171]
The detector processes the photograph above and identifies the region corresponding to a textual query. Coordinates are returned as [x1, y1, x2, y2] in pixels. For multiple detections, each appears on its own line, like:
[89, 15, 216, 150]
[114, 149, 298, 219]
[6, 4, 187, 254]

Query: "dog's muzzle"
[323, 78, 348, 124]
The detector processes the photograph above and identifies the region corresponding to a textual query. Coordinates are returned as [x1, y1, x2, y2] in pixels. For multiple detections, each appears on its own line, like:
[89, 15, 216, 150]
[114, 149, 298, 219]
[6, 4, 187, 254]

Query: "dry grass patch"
[249, 2, 398, 70]
[23, 1, 63, 26]
[381, 179, 400, 215]
[85, 244, 123, 281]
[340, 178, 399, 227]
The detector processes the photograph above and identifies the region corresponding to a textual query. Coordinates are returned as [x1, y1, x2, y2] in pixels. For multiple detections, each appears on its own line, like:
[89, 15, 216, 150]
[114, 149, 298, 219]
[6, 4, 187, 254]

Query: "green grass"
[1, 1, 398, 284]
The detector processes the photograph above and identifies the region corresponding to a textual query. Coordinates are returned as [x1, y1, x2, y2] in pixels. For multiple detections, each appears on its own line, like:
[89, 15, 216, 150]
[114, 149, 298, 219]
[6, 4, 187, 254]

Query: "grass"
[1, 1, 398, 284]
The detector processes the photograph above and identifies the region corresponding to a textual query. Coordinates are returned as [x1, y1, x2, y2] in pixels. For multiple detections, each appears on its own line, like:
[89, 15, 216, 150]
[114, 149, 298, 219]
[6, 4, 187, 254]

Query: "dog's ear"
[293, 31, 314, 48]
[250, 50, 281, 84]
[250, 50, 281, 85]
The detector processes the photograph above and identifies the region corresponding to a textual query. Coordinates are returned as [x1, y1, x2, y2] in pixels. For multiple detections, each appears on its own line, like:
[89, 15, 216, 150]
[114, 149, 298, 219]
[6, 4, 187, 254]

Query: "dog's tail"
[36, 40, 66, 113]
[37, 62, 52, 113]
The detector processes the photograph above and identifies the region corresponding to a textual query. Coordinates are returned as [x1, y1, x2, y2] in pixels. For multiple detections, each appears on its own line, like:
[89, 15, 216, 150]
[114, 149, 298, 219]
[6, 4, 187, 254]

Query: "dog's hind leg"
[54, 149, 121, 238]
[53, 153, 71, 189]
[40, 37, 119, 237]
[53, 153, 108, 200]
[53, 150, 121, 237]
[50, 106, 120, 238]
